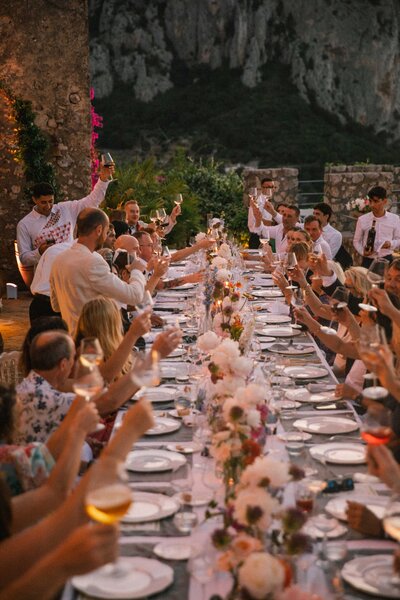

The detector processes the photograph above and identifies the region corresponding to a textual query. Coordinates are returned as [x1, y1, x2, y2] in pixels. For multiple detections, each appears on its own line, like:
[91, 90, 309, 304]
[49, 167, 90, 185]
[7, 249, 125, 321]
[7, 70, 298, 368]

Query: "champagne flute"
[100, 153, 116, 181]
[85, 459, 132, 576]
[284, 251, 298, 289]
[320, 286, 350, 335]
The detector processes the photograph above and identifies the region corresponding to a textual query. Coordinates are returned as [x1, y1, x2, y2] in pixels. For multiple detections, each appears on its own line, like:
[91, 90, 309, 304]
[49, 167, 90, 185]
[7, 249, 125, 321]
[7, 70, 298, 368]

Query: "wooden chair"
[0, 351, 22, 386]
[14, 240, 34, 289]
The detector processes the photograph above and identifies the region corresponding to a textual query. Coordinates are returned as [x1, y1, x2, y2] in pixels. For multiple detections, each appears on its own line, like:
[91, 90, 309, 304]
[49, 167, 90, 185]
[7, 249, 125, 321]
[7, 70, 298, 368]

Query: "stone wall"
[324, 164, 396, 230]
[242, 168, 299, 208]
[0, 0, 91, 289]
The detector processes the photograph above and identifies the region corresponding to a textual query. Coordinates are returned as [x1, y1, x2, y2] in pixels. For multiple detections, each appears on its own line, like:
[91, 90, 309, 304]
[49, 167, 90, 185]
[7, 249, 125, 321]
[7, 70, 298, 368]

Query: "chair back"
[0, 351, 22, 386]
[14, 240, 34, 289]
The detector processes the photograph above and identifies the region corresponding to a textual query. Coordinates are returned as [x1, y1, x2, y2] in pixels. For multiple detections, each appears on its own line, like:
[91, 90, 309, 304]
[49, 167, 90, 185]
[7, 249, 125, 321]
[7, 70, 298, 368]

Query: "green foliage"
[0, 82, 58, 198]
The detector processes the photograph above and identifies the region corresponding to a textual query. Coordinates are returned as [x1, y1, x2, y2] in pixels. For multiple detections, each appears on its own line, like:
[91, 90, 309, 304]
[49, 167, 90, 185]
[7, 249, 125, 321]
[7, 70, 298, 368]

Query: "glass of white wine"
[79, 337, 103, 369]
[149, 209, 159, 225]
[173, 193, 183, 206]
[85, 459, 132, 576]
[73, 357, 105, 432]
[131, 350, 161, 397]
[320, 286, 349, 335]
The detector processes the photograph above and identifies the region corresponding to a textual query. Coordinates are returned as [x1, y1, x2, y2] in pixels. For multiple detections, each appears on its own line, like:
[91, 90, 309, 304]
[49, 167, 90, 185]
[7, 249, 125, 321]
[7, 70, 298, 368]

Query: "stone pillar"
[242, 167, 299, 207]
[0, 0, 91, 289]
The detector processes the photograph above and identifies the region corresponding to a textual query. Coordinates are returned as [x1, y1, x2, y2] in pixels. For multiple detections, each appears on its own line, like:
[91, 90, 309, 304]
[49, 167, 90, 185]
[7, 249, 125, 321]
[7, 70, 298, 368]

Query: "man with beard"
[50, 208, 145, 336]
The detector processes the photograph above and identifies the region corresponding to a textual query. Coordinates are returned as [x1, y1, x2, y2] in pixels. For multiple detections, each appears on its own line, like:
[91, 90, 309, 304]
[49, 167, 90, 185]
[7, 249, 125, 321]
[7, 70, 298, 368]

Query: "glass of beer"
[85, 459, 132, 576]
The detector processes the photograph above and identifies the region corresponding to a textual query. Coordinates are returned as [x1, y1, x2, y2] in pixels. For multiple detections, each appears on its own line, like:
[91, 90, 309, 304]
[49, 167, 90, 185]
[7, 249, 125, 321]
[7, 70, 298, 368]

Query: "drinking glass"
[188, 550, 214, 600]
[85, 459, 132, 575]
[290, 286, 305, 328]
[136, 290, 154, 314]
[157, 207, 168, 224]
[100, 153, 116, 181]
[361, 406, 392, 445]
[202, 463, 223, 502]
[149, 209, 159, 224]
[248, 187, 258, 202]
[357, 325, 389, 399]
[320, 286, 350, 335]
[313, 513, 339, 566]
[295, 483, 315, 514]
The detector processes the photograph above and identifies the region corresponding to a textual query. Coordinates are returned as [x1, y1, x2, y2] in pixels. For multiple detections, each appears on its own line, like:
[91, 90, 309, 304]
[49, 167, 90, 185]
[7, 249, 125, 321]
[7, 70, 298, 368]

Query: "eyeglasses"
[323, 477, 354, 494]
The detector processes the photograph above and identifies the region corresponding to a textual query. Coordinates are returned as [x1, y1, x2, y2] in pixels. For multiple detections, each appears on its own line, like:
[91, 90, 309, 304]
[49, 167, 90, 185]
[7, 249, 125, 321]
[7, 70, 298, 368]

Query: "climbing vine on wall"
[0, 81, 58, 197]
[90, 87, 103, 189]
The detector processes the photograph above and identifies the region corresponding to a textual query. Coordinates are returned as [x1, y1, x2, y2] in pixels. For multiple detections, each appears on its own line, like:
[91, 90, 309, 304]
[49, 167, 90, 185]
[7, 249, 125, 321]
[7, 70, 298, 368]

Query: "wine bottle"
[364, 219, 376, 254]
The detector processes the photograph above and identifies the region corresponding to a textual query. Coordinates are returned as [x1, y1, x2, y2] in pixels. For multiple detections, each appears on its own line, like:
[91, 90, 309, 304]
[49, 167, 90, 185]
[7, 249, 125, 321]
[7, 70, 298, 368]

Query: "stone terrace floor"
[0, 292, 31, 352]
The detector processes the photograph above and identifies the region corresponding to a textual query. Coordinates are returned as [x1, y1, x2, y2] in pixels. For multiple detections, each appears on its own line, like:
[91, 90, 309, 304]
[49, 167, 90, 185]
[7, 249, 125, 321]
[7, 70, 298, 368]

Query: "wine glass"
[149, 209, 159, 225]
[188, 549, 214, 600]
[173, 193, 183, 206]
[359, 258, 389, 312]
[157, 207, 168, 224]
[357, 325, 389, 399]
[79, 337, 104, 368]
[248, 187, 258, 202]
[320, 286, 350, 335]
[85, 459, 132, 576]
[136, 290, 154, 314]
[361, 406, 392, 445]
[131, 350, 161, 397]
[162, 245, 171, 258]
[259, 230, 270, 255]
[202, 463, 223, 502]
[284, 251, 298, 289]
[100, 153, 116, 181]
[73, 357, 105, 432]
[313, 513, 339, 567]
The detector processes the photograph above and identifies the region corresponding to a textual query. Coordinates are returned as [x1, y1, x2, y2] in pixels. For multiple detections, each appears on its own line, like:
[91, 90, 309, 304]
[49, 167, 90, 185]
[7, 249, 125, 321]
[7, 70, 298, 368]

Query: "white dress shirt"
[353, 211, 400, 259]
[31, 241, 73, 296]
[50, 243, 146, 336]
[17, 179, 109, 266]
[313, 236, 332, 260]
[322, 223, 342, 257]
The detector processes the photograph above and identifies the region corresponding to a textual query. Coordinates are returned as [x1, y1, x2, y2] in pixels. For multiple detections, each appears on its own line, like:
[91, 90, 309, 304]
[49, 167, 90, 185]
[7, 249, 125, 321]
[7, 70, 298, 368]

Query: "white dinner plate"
[342, 554, 399, 598]
[293, 416, 359, 435]
[252, 289, 283, 298]
[255, 314, 292, 324]
[266, 343, 315, 356]
[284, 366, 328, 379]
[277, 431, 312, 442]
[122, 492, 179, 523]
[134, 388, 176, 403]
[153, 541, 192, 560]
[165, 347, 185, 358]
[325, 495, 388, 522]
[126, 449, 186, 472]
[310, 443, 366, 465]
[145, 417, 181, 436]
[257, 327, 301, 338]
[173, 491, 211, 507]
[167, 282, 196, 290]
[72, 557, 174, 599]
[255, 335, 277, 343]
[166, 442, 202, 454]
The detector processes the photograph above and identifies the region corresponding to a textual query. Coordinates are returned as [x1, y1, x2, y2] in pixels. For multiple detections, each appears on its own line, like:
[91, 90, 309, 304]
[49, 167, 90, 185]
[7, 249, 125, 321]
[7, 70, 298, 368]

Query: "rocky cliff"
[89, 0, 400, 141]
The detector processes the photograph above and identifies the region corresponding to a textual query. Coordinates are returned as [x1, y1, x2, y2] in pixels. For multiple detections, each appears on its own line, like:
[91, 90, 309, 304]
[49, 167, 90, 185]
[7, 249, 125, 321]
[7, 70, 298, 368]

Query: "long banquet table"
[66, 257, 397, 600]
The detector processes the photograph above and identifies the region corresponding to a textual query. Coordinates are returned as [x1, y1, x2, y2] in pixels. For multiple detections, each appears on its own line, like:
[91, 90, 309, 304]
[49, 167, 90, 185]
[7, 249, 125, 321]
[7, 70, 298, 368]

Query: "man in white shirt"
[124, 198, 181, 236]
[248, 179, 281, 248]
[250, 202, 301, 254]
[50, 208, 146, 336]
[16, 165, 113, 267]
[29, 241, 73, 323]
[313, 203, 342, 258]
[303, 215, 332, 259]
[353, 186, 400, 267]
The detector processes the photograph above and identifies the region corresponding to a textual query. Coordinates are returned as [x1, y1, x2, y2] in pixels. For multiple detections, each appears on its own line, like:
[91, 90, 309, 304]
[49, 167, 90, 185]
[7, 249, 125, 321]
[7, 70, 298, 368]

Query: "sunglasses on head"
[323, 477, 354, 494]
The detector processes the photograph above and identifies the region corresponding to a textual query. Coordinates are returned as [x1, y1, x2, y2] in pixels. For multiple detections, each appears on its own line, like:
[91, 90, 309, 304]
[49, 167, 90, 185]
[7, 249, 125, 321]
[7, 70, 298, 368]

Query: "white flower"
[241, 456, 290, 489]
[215, 268, 231, 282]
[197, 331, 221, 353]
[218, 243, 232, 259]
[231, 356, 253, 378]
[195, 232, 207, 242]
[233, 487, 278, 530]
[222, 397, 245, 424]
[234, 383, 265, 407]
[239, 552, 285, 599]
[212, 313, 226, 338]
[213, 375, 247, 396]
[211, 256, 228, 270]
[247, 409, 261, 428]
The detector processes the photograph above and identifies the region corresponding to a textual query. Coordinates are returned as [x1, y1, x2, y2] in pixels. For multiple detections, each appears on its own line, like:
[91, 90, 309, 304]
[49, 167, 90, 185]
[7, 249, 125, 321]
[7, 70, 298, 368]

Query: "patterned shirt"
[15, 371, 75, 444]
[0, 443, 54, 496]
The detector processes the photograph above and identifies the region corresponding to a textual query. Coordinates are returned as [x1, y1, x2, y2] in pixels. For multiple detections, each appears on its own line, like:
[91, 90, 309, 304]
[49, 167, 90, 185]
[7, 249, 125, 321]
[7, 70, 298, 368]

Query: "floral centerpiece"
[345, 196, 370, 214]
